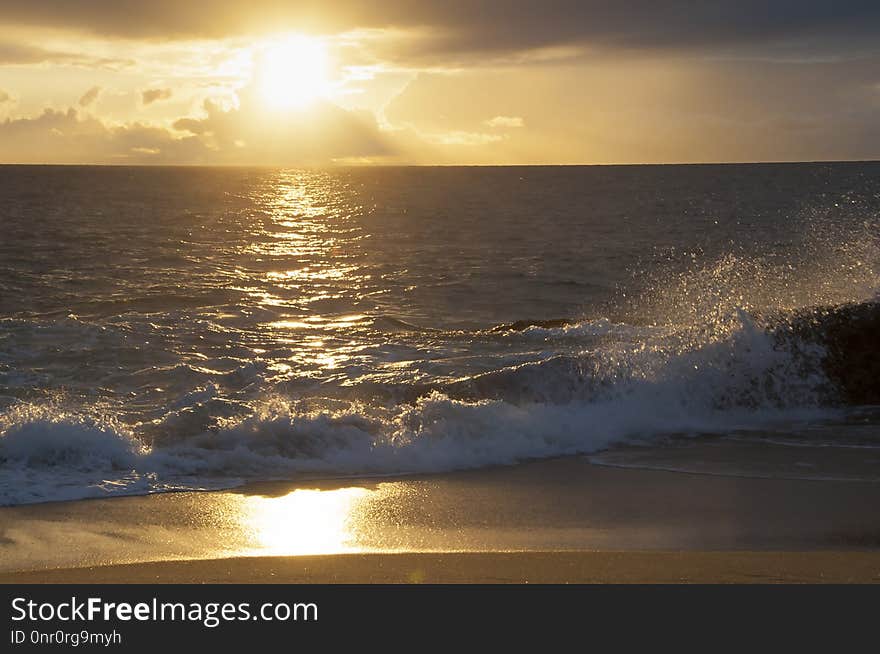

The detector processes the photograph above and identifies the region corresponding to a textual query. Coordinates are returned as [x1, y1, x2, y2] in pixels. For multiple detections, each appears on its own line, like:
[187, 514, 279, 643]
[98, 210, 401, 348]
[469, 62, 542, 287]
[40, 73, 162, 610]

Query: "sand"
[2, 457, 880, 583]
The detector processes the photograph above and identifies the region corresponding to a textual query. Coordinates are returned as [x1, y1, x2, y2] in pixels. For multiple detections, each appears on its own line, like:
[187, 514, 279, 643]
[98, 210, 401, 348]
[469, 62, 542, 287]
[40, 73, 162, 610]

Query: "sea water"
[1, 163, 879, 504]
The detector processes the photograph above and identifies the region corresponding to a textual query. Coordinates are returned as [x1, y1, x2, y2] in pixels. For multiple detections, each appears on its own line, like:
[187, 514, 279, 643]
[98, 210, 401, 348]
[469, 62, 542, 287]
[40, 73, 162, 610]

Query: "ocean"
[1, 163, 879, 505]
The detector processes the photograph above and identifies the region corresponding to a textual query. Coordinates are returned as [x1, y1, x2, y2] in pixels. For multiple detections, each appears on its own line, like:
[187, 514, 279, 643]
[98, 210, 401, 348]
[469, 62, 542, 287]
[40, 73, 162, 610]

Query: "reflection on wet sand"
[241, 487, 372, 555]
[228, 481, 424, 557]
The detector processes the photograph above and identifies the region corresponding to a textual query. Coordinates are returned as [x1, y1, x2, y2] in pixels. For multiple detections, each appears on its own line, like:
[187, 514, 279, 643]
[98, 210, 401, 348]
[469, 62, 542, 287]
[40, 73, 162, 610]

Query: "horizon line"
[1, 158, 879, 169]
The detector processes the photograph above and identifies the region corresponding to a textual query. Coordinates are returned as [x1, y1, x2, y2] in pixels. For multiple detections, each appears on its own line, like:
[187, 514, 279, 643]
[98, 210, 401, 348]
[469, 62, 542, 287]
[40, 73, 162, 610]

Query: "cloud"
[419, 130, 504, 146]
[0, 87, 393, 164]
[485, 116, 524, 128]
[170, 88, 391, 164]
[0, 41, 58, 64]
[2, 3, 879, 165]
[78, 86, 101, 107]
[1, 2, 878, 63]
[0, 39, 132, 68]
[0, 107, 210, 163]
[142, 88, 173, 105]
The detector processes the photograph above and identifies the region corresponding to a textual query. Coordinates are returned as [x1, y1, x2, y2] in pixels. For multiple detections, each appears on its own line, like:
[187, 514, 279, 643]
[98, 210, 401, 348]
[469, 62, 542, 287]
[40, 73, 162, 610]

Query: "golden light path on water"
[229, 171, 378, 381]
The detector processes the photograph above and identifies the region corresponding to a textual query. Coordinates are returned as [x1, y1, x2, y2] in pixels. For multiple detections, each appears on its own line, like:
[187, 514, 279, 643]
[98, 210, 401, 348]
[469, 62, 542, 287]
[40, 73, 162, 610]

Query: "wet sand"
[2, 457, 880, 583]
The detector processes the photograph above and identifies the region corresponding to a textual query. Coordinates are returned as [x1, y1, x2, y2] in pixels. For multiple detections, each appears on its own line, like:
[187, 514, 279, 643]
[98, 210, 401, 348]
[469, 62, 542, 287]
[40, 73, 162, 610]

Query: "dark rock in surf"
[787, 300, 880, 406]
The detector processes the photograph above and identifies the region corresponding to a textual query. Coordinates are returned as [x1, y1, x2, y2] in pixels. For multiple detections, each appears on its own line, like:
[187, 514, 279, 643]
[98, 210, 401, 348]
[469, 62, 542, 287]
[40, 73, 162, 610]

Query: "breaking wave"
[3, 300, 869, 505]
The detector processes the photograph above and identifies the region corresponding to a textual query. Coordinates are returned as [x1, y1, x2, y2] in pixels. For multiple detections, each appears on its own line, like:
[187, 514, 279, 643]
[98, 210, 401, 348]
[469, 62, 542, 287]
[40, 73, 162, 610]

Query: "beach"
[3, 457, 879, 583]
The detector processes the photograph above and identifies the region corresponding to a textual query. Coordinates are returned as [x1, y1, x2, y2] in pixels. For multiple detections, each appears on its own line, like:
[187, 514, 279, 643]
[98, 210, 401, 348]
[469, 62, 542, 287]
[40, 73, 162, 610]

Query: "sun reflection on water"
[223, 172, 380, 380]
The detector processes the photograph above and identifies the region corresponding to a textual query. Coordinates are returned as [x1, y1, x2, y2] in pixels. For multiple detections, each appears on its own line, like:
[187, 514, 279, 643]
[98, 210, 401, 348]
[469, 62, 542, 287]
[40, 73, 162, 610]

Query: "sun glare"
[243, 487, 371, 555]
[258, 36, 330, 110]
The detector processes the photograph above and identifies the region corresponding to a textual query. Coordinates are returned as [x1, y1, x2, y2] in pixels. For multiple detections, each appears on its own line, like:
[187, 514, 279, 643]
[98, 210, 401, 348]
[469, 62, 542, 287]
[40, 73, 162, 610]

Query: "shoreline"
[3, 457, 880, 582]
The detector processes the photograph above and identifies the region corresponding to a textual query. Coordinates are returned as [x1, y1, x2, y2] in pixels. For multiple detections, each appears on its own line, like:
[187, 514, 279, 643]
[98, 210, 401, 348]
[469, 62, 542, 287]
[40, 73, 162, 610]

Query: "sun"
[257, 36, 330, 110]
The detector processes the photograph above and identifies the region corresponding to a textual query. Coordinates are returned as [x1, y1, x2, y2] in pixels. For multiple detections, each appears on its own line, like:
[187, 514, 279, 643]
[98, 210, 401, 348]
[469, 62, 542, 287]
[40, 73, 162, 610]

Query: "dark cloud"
[0, 89, 11, 103]
[142, 88, 172, 105]
[78, 86, 101, 107]
[412, 1, 880, 60]
[1, 2, 878, 61]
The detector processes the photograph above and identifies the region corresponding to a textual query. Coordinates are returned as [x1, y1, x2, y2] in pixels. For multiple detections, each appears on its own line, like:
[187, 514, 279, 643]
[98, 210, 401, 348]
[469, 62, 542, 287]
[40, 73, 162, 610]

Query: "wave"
[6, 300, 876, 505]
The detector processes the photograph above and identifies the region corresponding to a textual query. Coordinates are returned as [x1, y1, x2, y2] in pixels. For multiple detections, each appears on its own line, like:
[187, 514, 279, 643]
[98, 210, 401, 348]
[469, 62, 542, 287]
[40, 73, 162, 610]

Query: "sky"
[0, 1, 879, 165]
